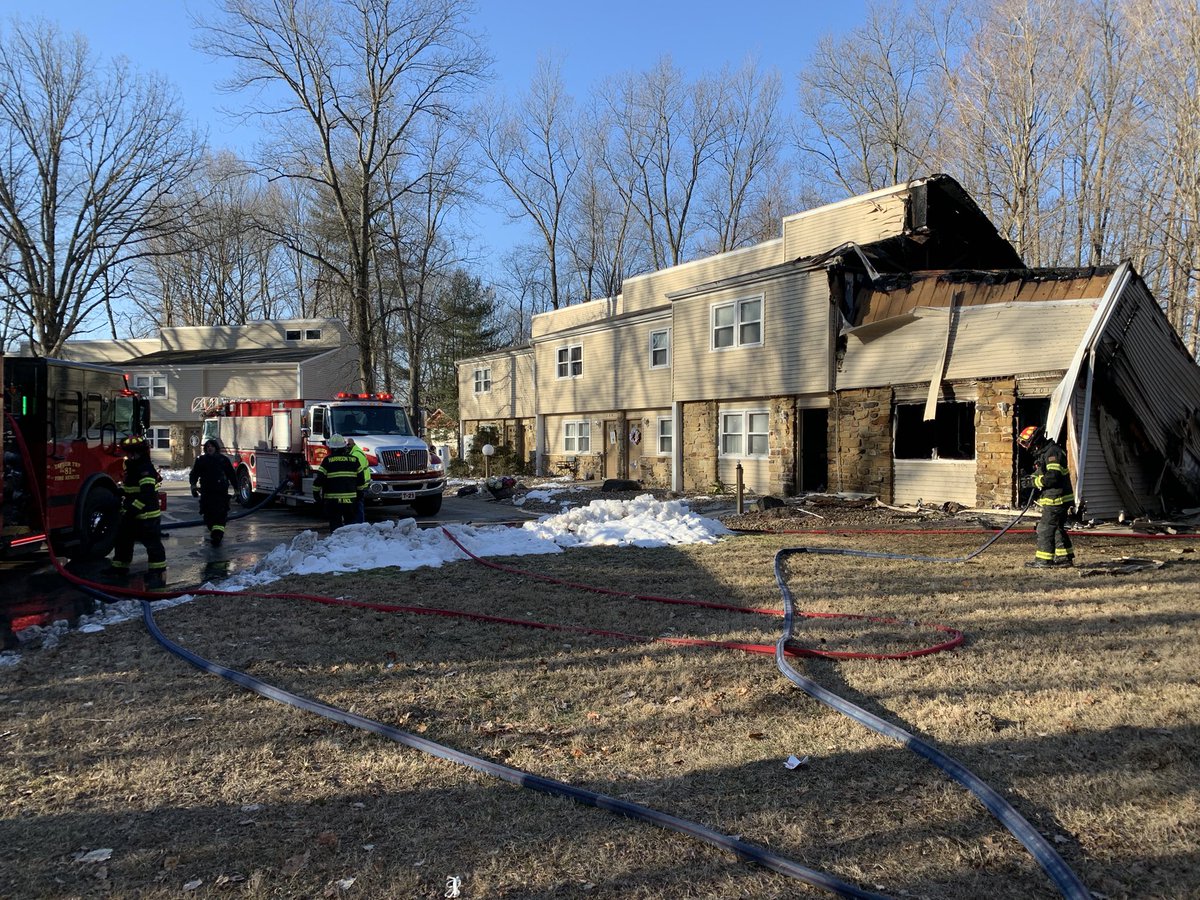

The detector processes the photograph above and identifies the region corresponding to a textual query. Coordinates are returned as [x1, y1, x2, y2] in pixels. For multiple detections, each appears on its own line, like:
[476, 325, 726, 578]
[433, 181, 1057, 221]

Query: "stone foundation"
[974, 378, 1017, 507]
[830, 387, 894, 501]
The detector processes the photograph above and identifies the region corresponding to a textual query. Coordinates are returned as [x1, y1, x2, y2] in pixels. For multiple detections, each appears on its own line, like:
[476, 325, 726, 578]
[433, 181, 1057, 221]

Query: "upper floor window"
[657, 416, 673, 455]
[556, 344, 583, 378]
[285, 329, 301, 340]
[649, 328, 670, 368]
[133, 374, 168, 399]
[473, 367, 492, 393]
[305, 328, 322, 340]
[711, 296, 763, 350]
[720, 409, 769, 458]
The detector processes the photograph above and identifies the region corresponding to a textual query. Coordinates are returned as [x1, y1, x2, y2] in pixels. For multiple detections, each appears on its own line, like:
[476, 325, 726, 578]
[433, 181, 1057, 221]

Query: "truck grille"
[380, 448, 428, 473]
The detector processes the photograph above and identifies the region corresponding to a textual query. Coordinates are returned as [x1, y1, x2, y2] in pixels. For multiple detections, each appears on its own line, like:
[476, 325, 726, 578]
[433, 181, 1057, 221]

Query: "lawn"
[1, 527, 1196, 899]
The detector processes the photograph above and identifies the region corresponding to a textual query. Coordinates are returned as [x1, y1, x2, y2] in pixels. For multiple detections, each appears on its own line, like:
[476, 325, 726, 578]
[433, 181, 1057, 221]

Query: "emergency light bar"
[335, 391, 394, 401]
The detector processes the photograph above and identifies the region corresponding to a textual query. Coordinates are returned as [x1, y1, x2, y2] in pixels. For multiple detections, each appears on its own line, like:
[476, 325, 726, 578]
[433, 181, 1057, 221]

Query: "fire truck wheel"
[410, 494, 442, 517]
[76, 482, 120, 559]
[236, 469, 256, 507]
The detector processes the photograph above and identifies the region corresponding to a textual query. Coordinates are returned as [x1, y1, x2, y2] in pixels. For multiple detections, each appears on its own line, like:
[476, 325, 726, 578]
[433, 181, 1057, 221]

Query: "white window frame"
[473, 367, 492, 394]
[719, 408, 770, 459]
[147, 426, 171, 450]
[657, 416, 673, 456]
[649, 328, 671, 369]
[285, 329, 301, 341]
[710, 295, 764, 351]
[133, 373, 168, 399]
[304, 328, 322, 340]
[556, 344, 583, 379]
[563, 420, 591, 453]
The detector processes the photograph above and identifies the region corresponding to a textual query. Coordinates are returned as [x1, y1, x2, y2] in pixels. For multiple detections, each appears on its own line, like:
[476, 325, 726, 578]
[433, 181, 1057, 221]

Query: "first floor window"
[657, 416, 672, 455]
[557, 344, 583, 378]
[133, 373, 167, 399]
[720, 409, 769, 457]
[893, 402, 976, 459]
[473, 367, 492, 393]
[564, 420, 591, 453]
[147, 426, 171, 450]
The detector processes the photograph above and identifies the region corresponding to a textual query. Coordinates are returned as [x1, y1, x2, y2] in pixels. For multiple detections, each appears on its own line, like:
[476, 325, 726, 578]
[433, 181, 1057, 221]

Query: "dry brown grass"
[2, 528, 1198, 899]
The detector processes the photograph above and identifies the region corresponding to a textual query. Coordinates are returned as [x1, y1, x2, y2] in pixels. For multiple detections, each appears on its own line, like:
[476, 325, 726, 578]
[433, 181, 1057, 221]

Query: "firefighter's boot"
[144, 569, 167, 590]
[210, 528, 224, 547]
[100, 564, 130, 583]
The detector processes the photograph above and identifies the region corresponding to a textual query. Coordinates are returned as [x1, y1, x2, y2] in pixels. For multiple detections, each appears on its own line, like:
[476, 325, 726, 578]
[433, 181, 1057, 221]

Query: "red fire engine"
[2, 354, 150, 559]
[199, 392, 445, 517]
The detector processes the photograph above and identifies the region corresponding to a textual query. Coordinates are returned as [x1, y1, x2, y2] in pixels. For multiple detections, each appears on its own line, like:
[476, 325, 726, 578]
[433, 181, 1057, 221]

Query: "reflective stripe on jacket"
[1033, 439, 1074, 507]
[314, 451, 367, 501]
[123, 460, 162, 520]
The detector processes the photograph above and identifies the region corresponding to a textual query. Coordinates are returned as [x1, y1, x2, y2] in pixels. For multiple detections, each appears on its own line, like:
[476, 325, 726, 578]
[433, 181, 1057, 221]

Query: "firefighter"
[345, 437, 371, 524]
[1018, 424, 1075, 568]
[103, 435, 167, 588]
[189, 438, 237, 546]
[313, 434, 367, 532]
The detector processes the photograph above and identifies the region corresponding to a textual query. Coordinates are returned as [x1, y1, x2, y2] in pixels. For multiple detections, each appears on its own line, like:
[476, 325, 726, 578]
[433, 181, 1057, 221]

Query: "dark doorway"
[1015, 397, 1051, 504]
[799, 408, 828, 492]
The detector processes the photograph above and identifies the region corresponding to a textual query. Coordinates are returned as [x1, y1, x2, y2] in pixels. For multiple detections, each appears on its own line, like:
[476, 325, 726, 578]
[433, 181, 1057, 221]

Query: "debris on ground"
[1078, 557, 1167, 576]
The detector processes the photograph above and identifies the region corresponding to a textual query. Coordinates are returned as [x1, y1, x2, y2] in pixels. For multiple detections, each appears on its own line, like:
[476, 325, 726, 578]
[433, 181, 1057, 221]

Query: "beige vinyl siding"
[621, 240, 782, 314]
[197, 366, 299, 404]
[55, 338, 159, 364]
[893, 459, 976, 505]
[531, 297, 619, 339]
[672, 270, 832, 402]
[458, 350, 535, 420]
[718, 456, 770, 494]
[839, 301, 1098, 389]
[1075, 387, 1122, 521]
[160, 319, 347, 351]
[298, 348, 362, 399]
[546, 414, 603, 458]
[535, 318, 673, 414]
[782, 189, 909, 259]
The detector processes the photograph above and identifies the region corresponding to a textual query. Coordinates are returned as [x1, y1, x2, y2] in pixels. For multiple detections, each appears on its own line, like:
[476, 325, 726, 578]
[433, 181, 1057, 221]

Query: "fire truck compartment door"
[272, 409, 299, 451]
[256, 453, 282, 490]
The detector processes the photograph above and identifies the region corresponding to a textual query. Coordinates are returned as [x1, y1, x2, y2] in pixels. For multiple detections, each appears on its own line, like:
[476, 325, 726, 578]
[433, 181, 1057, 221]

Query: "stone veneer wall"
[830, 387, 894, 502]
[973, 378, 1017, 507]
[768, 397, 798, 496]
[680, 400, 719, 492]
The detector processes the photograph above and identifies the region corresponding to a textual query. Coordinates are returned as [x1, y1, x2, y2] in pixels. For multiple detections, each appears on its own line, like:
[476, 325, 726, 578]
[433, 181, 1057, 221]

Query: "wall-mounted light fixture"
[997, 401, 1011, 415]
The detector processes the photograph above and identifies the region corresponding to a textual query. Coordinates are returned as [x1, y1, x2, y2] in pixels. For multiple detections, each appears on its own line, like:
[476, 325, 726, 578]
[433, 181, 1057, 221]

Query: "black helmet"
[120, 435, 149, 454]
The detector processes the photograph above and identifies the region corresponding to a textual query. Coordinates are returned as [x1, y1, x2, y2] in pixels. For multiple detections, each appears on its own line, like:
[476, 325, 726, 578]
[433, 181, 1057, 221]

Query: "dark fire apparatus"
[2, 354, 150, 559]
[199, 392, 445, 517]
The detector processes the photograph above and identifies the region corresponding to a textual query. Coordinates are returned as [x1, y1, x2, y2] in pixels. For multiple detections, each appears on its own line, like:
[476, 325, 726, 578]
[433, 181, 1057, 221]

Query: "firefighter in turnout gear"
[1018, 425, 1075, 568]
[103, 435, 168, 588]
[313, 434, 368, 532]
[346, 437, 371, 524]
[189, 439, 237, 546]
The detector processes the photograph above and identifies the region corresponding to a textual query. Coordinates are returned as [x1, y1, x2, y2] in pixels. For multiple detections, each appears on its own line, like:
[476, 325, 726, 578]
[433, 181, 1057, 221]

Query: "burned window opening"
[894, 402, 975, 460]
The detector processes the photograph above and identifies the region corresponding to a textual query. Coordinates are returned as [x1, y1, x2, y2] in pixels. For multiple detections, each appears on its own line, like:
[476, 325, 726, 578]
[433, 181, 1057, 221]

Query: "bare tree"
[0, 18, 202, 355]
[475, 57, 580, 309]
[196, 0, 488, 391]
[601, 57, 726, 269]
[699, 59, 785, 254]
[796, 3, 947, 195]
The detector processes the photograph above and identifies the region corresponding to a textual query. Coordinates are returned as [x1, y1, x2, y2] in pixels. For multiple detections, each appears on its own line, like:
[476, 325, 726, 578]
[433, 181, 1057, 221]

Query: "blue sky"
[0, 0, 869, 273]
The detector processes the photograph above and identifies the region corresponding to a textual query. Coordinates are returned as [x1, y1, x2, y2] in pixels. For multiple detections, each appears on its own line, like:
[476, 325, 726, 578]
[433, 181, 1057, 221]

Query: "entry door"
[603, 419, 622, 479]
[798, 409, 829, 492]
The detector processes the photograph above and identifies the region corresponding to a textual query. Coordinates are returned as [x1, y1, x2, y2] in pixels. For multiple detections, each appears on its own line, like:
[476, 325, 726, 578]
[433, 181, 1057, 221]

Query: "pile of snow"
[0, 495, 729, 664]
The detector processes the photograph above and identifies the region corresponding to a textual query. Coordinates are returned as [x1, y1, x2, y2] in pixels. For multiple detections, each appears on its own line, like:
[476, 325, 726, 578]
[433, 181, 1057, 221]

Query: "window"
[305, 328, 322, 340]
[147, 426, 171, 450]
[657, 416, 672, 455]
[133, 374, 167, 399]
[711, 296, 763, 350]
[285, 329, 301, 341]
[563, 420, 591, 453]
[893, 402, 976, 460]
[556, 344, 583, 378]
[720, 409, 770, 458]
[473, 367, 492, 393]
[649, 329, 670, 368]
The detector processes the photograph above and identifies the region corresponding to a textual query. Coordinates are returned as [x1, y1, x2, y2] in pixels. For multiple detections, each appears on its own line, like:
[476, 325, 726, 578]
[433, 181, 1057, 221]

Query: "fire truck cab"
[201, 392, 445, 517]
